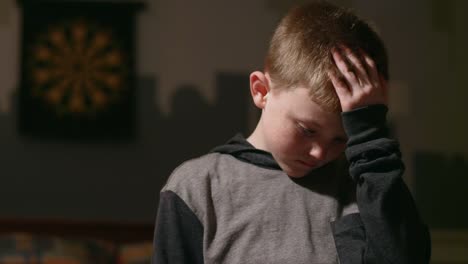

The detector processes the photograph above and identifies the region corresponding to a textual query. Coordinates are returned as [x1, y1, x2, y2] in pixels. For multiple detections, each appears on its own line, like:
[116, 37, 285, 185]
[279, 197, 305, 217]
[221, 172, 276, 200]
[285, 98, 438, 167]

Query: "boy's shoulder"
[161, 152, 237, 219]
[164, 152, 219, 189]
[162, 152, 240, 195]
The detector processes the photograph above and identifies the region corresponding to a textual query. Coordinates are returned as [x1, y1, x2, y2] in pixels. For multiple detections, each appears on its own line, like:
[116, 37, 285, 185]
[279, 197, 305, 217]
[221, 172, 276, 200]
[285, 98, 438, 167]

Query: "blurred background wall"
[0, 0, 467, 260]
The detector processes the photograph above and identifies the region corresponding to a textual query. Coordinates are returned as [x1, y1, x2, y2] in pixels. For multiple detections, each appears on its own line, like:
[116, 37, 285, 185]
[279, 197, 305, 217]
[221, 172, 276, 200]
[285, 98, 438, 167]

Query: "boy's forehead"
[279, 89, 340, 121]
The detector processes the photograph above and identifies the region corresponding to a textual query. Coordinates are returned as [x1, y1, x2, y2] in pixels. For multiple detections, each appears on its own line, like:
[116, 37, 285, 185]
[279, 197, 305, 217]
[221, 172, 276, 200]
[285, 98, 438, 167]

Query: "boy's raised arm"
[329, 46, 431, 263]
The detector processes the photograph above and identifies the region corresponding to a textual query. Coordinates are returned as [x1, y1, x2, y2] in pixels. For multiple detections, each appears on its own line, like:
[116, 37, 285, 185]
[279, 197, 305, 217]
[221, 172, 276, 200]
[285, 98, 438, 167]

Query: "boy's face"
[258, 85, 347, 178]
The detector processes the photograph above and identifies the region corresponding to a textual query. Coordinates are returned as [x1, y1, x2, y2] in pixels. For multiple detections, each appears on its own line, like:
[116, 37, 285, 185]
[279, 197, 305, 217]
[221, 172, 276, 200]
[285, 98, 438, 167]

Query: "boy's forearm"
[341, 104, 431, 264]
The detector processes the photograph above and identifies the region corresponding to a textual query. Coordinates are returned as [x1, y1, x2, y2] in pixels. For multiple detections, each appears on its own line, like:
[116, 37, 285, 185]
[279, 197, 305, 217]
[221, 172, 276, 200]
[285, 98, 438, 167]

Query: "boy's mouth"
[297, 160, 318, 168]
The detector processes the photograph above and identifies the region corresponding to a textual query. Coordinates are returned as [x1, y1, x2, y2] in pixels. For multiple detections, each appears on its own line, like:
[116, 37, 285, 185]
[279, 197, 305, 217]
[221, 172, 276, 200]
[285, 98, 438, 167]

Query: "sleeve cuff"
[341, 104, 389, 145]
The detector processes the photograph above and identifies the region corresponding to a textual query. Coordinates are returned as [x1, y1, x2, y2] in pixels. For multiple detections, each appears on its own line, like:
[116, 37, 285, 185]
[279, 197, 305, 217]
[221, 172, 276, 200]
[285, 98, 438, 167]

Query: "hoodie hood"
[210, 134, 281, 171]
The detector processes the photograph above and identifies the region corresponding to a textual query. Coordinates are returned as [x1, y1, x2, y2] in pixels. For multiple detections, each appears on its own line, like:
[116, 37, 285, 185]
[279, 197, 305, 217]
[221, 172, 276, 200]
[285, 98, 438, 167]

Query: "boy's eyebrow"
[299, 119, 322, 129]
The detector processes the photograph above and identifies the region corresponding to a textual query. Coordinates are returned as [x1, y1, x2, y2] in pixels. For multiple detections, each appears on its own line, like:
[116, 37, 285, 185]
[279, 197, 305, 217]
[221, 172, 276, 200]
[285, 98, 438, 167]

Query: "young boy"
[152, 2, 431, 263]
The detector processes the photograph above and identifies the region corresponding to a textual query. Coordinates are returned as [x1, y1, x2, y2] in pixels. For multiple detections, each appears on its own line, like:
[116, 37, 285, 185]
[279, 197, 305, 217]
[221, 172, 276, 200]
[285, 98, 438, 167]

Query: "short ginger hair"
[265, 1, 389, 112]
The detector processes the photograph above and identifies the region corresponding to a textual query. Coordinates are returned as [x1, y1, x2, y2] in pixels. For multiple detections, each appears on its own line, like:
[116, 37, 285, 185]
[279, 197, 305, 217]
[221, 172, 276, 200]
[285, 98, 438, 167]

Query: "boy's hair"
[265, 1, 389, 112]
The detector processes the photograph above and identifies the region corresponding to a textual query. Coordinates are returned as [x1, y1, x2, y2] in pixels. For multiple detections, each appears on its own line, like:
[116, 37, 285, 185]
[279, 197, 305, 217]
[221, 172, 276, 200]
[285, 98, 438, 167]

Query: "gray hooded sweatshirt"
[152, 105, 431, 264]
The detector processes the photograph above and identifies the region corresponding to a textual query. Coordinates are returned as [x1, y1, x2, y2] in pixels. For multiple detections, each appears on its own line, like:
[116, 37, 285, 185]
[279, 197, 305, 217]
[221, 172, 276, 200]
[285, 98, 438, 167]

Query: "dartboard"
[27, 19, 128, 117]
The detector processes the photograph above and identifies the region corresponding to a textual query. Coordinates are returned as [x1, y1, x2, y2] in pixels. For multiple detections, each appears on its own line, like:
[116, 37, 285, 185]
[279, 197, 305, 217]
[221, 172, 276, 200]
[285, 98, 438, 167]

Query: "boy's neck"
[246, 121, 268, 152]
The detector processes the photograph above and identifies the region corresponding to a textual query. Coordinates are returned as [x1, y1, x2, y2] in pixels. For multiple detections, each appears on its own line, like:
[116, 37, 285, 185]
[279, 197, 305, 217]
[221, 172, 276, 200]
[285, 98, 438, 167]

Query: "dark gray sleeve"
[152, 190, 204, 264]
[332, 104, 431, 264]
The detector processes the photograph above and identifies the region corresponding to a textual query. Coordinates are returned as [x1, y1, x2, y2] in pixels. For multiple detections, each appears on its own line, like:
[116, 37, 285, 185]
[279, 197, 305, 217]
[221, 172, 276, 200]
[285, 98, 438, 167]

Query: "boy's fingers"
[331, 48, 349, 73]
[331, 48, 360, 88]
[360, 51, 380, 87]
[328, 71, 350, 98]
[340, 45, 370, 86]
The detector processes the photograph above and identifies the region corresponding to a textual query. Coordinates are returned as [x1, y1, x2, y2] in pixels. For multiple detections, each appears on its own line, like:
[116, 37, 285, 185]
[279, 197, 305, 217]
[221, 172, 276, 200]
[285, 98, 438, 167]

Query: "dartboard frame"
[18, 0, 143, 141]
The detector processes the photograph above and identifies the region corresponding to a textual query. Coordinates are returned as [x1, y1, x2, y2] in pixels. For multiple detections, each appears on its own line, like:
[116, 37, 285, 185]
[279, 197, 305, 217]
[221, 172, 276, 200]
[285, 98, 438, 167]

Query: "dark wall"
[0, 72, 253, 222]
[414, 152, 468, 228]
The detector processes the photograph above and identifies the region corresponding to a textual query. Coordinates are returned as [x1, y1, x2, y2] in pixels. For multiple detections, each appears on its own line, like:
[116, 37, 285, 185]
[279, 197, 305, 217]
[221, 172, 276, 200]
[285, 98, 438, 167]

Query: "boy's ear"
[249, 71, 270, 109]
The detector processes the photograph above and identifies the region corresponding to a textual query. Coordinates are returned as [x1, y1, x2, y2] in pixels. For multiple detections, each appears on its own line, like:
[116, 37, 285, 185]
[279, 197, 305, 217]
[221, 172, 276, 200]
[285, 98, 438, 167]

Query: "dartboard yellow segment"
[35, 46, 51, 60]
[49, 29, 67, 49]
[34, 69, 50, 85]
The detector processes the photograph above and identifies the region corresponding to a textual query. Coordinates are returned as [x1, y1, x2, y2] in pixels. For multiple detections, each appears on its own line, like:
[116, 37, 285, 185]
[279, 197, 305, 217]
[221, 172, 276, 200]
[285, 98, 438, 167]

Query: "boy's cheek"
[327, 147, 347, 164]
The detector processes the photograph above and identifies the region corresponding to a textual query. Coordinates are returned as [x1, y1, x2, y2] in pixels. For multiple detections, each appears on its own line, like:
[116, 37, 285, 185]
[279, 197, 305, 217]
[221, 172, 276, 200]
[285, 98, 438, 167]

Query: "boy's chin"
[285, 163, 332, 178]
[287, 168, 319, 178]
[287, 173, 308, 178]
[284, 168, 313, 178]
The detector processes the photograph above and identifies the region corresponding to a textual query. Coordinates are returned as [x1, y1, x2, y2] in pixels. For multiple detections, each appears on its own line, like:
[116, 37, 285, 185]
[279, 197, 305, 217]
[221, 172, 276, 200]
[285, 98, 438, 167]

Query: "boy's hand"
[328, 45, 388, 112]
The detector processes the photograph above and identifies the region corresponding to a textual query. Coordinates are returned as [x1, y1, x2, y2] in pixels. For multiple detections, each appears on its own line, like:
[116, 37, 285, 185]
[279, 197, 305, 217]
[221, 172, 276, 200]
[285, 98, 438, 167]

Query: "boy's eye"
[296, 123, 315, 137]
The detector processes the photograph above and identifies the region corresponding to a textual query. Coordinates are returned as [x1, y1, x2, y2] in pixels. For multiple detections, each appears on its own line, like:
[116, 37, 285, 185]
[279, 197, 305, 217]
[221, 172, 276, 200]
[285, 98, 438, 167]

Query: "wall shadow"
[0, 72, 252, 222]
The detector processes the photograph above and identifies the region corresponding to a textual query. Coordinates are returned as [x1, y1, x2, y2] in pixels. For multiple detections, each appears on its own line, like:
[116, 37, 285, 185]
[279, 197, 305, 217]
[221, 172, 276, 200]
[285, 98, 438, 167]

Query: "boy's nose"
[309, 144, 327, 162]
